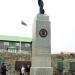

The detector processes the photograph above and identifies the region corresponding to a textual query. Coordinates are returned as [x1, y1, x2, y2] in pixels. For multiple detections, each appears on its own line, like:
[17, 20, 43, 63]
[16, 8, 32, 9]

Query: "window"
[7, 47, 17, 53]
[25, 43, 30, 47]
[4, 42, 9, 46]
[16, 43, 20, 46]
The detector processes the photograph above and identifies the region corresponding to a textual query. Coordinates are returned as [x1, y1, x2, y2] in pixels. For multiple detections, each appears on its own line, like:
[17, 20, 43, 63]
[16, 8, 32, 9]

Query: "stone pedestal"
[30, 14, 53, 75]
[30, 67, 53, 75]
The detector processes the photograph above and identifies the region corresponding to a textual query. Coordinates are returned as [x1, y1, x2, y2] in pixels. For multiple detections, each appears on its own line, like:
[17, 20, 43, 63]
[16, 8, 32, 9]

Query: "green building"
[0, 35, 32, 53]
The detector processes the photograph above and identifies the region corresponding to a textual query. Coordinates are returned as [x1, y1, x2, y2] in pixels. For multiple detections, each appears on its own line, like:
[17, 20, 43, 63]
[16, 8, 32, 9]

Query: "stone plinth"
[30, 14, 53, 75]
[30, 67, 53, 75]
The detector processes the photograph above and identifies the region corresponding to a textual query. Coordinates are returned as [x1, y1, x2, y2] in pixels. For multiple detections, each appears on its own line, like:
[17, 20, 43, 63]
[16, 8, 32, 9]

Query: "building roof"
[0, 35, 32, 42]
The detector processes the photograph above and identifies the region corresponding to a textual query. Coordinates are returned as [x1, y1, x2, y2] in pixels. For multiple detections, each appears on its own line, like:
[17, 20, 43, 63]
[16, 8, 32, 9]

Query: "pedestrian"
[20, 65, 25, 75]
[1, 63, 7, 75]
[26, 65, 30, 75]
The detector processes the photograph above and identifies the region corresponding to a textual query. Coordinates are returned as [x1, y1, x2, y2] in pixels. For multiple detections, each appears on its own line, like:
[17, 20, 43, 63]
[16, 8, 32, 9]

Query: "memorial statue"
[38, 0, 45, 14]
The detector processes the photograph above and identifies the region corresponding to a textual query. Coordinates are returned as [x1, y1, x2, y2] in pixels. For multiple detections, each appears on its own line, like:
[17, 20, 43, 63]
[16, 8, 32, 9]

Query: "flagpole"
[19, 37, 21, 53]
[19, 20, 27, 53]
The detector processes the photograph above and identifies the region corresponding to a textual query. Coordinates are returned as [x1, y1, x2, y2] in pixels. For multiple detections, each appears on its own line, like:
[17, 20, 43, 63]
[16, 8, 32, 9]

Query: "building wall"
[0, 41, 32, 53]
[52, 54, 75, 75]
[0, 51, 31, 75]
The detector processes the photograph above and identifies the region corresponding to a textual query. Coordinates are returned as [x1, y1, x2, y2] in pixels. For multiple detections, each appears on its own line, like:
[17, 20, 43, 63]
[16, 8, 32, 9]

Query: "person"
[20, 65, 25, 75]
[1, 63, 7, 75]
[25, 65, 30, 75]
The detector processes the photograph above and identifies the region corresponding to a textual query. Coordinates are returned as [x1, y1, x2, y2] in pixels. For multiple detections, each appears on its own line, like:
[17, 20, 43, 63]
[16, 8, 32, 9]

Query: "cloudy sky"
[0, 0, 75, 54]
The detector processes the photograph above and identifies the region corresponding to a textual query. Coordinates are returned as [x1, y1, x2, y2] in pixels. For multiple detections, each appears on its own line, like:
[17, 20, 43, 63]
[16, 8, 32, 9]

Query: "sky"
[0, 0, 75, 54]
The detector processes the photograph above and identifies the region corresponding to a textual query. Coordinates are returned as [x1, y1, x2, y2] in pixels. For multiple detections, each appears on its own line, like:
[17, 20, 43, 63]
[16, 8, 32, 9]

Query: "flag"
[21, 21, 27, 26]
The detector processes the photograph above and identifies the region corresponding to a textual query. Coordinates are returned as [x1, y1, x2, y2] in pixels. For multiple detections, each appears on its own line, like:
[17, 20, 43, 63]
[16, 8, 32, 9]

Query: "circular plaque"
[39, 29, 47, 37]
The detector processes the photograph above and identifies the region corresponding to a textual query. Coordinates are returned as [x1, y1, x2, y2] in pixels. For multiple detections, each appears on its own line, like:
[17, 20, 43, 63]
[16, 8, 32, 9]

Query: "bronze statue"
[38, 0, 45, 14]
